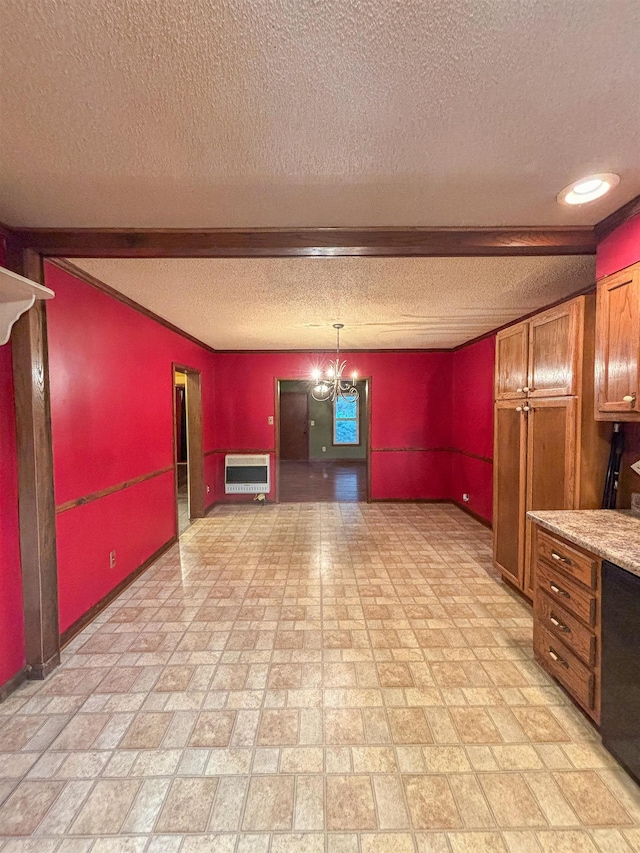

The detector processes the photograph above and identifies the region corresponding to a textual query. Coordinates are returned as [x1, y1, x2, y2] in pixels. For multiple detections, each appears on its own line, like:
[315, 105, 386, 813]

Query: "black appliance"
[601, 423, 625, 509]
[601, 560, 640, 785]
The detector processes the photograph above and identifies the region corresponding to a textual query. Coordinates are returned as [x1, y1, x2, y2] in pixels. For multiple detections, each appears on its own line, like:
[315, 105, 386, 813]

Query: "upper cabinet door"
[528, 298, 582, 398]
[495, 322, 529, 400]
[595, 265, 640, 419]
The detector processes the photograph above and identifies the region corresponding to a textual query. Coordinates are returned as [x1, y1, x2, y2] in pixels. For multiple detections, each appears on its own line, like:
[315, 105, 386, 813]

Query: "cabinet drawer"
[537, 530, 598, 589]
[534, 623, 595, 713]
[535, 590, 596, 666]
[537, 562, 596, 627]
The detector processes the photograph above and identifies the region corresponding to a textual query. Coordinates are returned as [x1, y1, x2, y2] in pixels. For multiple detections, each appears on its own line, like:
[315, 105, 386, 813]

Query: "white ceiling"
[72, 255, 595, 349]
[1, 1, 639, 228]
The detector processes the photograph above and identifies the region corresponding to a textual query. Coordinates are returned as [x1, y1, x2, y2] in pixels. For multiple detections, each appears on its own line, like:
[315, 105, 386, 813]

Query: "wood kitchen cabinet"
[532, 525, 601, 724]
[528, 301, 581, 398]
[526, 398, 578, 510]
[495, 322, 528, 400]
[595, 262, 640, 421]
[495, 299, 582, 400]
[523, 397, 578, 595]
[495, 395, 580, 596]
[493, 295, 610, 598]
[493, 399, 528, 585]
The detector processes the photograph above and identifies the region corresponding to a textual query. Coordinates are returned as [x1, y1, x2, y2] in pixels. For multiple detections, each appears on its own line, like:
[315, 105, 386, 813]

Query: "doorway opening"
[277, 378, 370, 502]
[173, 364, 206, 534]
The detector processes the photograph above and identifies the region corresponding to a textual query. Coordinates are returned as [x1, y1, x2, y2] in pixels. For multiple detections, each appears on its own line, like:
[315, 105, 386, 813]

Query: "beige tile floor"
[1, 502, 640, 852]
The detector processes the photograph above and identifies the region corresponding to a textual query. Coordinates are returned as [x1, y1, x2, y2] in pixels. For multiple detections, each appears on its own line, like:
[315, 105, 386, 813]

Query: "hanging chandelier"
[311, 324, 359, 402]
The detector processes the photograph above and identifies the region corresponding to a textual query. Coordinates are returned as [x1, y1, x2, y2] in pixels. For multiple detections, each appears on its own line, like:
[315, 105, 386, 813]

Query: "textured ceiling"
[72, 255, 596, 349]
[1, 1, 639, 228]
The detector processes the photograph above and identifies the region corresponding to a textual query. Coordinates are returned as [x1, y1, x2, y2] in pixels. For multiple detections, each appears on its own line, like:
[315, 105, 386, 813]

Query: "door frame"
[172, 363, 206, 526]
[275, 376, 372, 503]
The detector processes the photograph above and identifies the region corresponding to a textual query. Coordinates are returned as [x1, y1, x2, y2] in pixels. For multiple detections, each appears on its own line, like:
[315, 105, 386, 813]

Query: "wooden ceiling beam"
[7, 225, 596, 258]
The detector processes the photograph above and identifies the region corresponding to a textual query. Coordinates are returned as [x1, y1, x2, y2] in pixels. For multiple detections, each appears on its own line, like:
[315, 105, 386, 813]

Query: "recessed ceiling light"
[557, 173, 620, 205]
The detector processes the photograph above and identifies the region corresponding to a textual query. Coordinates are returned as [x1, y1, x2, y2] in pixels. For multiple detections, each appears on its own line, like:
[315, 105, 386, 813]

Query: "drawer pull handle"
[551, 551, 571, 565]
[550, 614, 570, 633]
[548, 647, 569, 668]
[550, 582, 570, 598]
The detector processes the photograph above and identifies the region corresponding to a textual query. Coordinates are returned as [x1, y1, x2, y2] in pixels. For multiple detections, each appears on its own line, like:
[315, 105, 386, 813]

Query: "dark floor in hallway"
[279, 460, 367, 502]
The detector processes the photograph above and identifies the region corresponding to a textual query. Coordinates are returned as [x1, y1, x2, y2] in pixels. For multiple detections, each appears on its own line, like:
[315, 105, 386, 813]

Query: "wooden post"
[9, 246, 60, 678]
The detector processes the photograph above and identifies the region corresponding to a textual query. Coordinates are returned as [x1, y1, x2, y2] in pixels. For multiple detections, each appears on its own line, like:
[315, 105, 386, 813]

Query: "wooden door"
[185, 370, 205, 518]
[595, 265, 640, 419]
[528, 299, 582, 398]
[495, 322, 529, 400]
[493, 399, 528, 588]
[280, 392, 309, 460]
[523, 396, 578, 596]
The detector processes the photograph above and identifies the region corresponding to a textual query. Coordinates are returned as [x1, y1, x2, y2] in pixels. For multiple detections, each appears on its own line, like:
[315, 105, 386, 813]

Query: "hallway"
[279, 460, 368, 502]
[1, 503, 639, 850]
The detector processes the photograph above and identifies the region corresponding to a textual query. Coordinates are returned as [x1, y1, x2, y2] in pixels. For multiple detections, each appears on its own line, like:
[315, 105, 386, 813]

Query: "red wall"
[212, 351, 453, 502]
[449, 336, 495, 522]
[44, 263, 217, 633]
[1, 253, 499, 693]
[596, 213, 640, 279]
[0, 339, 26, 688]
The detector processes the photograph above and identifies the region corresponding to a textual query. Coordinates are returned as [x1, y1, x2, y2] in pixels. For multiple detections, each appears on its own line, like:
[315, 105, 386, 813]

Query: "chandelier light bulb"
[309, 323, 360, 403]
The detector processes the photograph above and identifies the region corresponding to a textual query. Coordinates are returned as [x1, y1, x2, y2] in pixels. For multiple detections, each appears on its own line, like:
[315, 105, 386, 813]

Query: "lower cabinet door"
[534, 622, 596, 718]
[493, 400, 528, 588]
[523, 397, 578, 596]
[535, 588, 597, 666]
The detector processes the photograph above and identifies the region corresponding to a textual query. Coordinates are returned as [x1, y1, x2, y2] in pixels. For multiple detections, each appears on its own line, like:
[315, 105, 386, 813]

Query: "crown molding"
[594, 193, 640, 241]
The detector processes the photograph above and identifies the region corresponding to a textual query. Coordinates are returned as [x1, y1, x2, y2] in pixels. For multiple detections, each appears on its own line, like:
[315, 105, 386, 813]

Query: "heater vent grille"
[224, 454, 270, 494]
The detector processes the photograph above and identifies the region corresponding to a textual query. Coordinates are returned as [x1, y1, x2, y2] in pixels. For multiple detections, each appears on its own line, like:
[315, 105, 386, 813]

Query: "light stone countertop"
[527, 509, 640, 578]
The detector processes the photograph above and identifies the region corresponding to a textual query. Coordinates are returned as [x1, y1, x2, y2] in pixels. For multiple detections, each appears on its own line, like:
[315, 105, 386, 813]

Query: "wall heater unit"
[224, 454, 271, 494]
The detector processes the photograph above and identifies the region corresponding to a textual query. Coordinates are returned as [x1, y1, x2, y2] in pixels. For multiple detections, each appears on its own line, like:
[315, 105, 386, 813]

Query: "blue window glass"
[334, 393, 359, 445]
[335, 420, 357, 444]
[335, 396, 357, 419]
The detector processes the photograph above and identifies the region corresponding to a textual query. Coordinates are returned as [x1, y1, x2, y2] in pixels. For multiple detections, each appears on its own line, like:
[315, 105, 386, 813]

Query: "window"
[333, 394, 359, 445]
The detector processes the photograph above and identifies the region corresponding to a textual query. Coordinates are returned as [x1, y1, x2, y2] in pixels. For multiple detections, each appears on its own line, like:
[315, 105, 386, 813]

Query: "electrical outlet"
[322, 446, 327, 452]
[631, 459, 640, 477]
[268, 416, 274, 425]
[310, 420, 315, 426]
[109, 550, 116, 568]
[462, 493, 470, 502]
